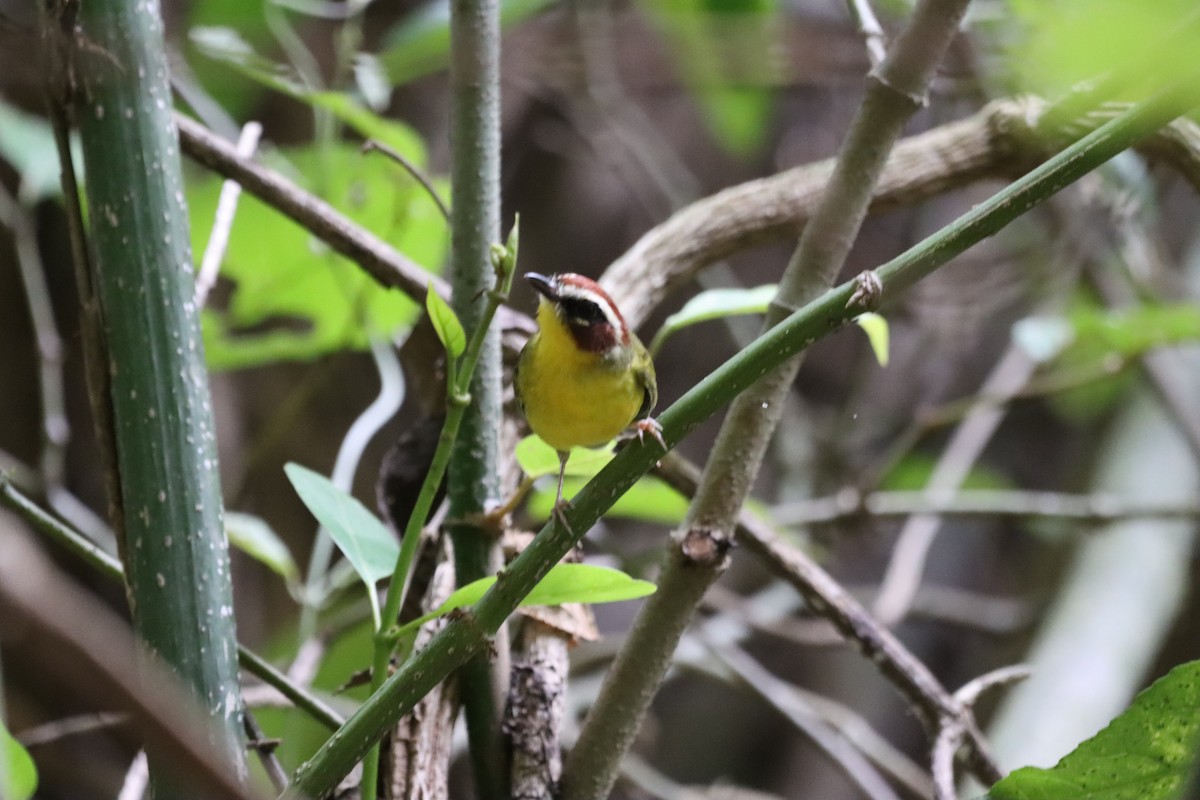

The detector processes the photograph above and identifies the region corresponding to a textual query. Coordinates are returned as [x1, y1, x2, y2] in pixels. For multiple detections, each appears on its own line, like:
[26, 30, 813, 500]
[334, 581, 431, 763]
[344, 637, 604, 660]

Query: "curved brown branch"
[602, 99, 1200, 330]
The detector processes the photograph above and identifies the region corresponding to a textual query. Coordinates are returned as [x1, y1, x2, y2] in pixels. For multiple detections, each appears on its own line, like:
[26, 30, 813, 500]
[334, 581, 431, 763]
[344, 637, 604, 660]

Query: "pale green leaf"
[284, 463, 399, 586]
[425, 284, 466, 358]
[1, 721, 37, 800]
[396, 563, 656, 635]
[854, 312, 890, 367]
[225, 512, 298, 582]
[989, 660, 1200, 800]
[650, 284, 777, 356]
[515, 436, 615, 479]
[528, 476, 688, 525]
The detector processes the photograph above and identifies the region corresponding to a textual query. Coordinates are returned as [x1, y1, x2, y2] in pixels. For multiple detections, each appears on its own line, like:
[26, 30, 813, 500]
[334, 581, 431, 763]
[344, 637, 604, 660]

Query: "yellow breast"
[516, 303, 643, 453]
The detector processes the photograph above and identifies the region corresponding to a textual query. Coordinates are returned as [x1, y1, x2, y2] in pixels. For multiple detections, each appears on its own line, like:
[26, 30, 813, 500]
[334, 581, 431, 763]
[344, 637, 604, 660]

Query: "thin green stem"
[286, 80, 1199, 800]
[359, 257, 514, 800]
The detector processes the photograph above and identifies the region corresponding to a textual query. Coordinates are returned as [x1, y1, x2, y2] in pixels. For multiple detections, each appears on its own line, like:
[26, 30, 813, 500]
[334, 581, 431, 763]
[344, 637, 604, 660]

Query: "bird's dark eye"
[560, 296, 606, 326]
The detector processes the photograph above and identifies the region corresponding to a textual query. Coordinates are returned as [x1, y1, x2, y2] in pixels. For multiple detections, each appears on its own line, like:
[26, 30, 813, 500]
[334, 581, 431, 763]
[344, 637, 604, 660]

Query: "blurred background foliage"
[1, 0, 1200, 797]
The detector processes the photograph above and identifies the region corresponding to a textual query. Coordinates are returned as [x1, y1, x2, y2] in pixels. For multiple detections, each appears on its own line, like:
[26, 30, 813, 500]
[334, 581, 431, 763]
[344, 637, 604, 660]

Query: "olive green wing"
[633, 353, 658, 421]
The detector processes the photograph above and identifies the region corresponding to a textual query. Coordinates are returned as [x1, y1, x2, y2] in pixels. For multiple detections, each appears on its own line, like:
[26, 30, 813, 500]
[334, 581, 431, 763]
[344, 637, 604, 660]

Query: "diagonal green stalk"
[285, 78, 1200, 800]
[359, 251, 516, 799]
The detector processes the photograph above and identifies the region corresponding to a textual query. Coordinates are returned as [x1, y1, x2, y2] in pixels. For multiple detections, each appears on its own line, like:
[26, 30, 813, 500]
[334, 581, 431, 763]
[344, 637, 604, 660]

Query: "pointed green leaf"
[284, 463, 399, 586]
[650, 284, 777, 356]
[1, 721, 37, 800]
[426, 284, 466, 358]
[225, 512, 298, 582]
[854, 312, 890, 367]
[397, 563, 656, 635]
[989, 660, 1200, 800]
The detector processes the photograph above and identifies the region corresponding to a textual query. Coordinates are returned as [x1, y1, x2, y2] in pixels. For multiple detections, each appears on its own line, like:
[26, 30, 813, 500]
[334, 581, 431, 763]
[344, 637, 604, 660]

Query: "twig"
[243, 710, 289, 793]
[654, 451, 1002, 782]
[361, 139, 451, 222]
[0, 184, 69, 490]
[932, 666, 1030, 800]
[871, 345, 1037, 626]
[17, 712, 129, 747]
[195, 120, 262, 307]
[844, 0, 888, 67]
[772, 487, 1200, 525]
[117, 752, 149, 800]
[704, 638, 909, 800]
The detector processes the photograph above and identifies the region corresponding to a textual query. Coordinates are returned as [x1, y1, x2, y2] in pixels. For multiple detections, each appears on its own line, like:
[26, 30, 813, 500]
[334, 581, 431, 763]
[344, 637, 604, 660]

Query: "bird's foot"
[633, 416, 668, 452]
[551, 499, 575, 535]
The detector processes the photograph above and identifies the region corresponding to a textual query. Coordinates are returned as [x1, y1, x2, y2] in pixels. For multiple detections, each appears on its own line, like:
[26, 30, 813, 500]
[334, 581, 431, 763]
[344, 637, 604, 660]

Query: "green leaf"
[1006, 0, 1200, 102]
[989, 660, 1200, 800]
[425, 284, 466, 358]
[528, 476, 689, 525]
[636, 0, 780, 157]
[515, 436, 616, 479]
[397, 563, 656, 635]
[1, 720, 37, 800]
[189, 143, 447, 370]
[284, 463, 399, 586]
[650, 284, 777, 356]
[854, 312, 890, 367]
[225, 512, 298, 582]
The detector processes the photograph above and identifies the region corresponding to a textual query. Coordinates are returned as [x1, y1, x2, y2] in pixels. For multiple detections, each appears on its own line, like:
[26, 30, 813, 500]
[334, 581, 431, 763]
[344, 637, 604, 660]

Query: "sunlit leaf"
[854, 312, 890, 367]
[284, 463, 398, 587]
[226, 512, 298, 583]
[650, 284, 777, 356]
[515, 436, 615, 479]
[529, 476, 689, 525]
[396, 563, 657, 635]
[637, 0, 780, 157]
[425, 284, 466, 358]
[1, 720, 37, 800]
[1006, 0, 1200, 103]
[989, 660, 1200, 800]
[189, 143, 446, 370]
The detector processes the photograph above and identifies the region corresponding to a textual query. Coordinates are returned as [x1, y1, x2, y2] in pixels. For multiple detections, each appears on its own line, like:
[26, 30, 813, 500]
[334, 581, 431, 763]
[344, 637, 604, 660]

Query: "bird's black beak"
[525, 272, 557, 301]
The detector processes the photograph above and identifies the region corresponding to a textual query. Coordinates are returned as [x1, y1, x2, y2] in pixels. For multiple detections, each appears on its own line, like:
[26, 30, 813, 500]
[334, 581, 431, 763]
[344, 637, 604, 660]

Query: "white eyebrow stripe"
[556, 284, 624, 331]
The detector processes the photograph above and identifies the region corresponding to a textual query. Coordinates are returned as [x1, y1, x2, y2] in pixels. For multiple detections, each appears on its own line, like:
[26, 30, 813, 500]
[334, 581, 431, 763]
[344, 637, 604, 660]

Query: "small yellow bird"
[516, 272, 665, 515]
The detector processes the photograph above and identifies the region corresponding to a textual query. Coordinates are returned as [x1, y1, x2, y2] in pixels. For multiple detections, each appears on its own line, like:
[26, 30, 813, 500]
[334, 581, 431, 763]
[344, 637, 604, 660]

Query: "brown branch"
[653, 452, 1004, 784]
[932, 666, 1031, 800]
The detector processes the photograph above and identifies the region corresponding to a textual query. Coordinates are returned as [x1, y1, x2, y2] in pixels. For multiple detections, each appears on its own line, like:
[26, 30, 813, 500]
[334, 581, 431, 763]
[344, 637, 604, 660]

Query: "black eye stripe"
[560, 296, 605, 325]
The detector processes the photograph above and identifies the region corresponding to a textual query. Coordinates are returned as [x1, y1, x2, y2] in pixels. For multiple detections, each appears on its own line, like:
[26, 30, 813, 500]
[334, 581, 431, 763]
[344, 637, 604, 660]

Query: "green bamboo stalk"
[444, 0, 510, 797]
[285, 82, 1197, 800]
[72, 0, 245, 787]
